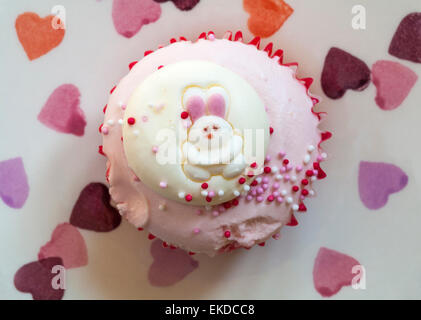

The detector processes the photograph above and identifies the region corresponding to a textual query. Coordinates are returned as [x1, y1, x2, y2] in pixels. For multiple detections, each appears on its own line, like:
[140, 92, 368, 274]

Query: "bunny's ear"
[186, 95, 205, 122]
[207, 93, 226, 118]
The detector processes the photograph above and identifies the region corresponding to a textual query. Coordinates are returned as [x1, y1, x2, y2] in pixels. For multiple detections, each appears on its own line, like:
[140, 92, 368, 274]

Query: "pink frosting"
[101, 34, 326, 256]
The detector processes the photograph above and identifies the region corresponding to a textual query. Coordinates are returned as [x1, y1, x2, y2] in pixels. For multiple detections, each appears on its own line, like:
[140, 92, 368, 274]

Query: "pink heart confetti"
[38, 223, 88, 269]
[321, 47, 371, 99]
[0, 157, 29, 209]
[38, 84, 86, 136]
[313, 247, 361, 298]
[14, 257, 65, 300]
[359, 161, 408, 210]
[70, 182, 121, 232]
[148, 240, 199, 287]
[112, 0, 161, 38]
[372, 60, 417, 111]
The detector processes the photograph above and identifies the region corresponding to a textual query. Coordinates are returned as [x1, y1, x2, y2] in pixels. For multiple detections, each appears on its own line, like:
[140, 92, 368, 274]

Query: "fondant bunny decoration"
[182, 86, 246, 182]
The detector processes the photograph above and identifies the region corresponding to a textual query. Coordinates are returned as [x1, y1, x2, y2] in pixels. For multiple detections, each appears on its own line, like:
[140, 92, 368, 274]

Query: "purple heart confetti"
[0, 157, 29, 209]
[321, 47, 371, 99]
[359, 161, 408, 210]
[70, 182, 121, 232]
[148, 240, 199, 287]
[14, 257, 65, 300]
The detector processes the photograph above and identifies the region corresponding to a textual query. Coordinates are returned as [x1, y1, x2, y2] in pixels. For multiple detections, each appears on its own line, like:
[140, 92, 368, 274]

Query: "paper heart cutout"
[70, 182, 121, 232]
[389, 12, 421, 63]
[321, 47, 371, 99]
[313, 247, 361, 298]
[15, 12, 65, 61]
[372, 60, 418, 111]
[38, 84, 86, 136]
[243, 0, 294, 38]
[112, 0, 161, 38]
[153, 0, 200, 11]
[148, 240, 199, 287]
[38, 223, 88, 269]
[359, 161, 408, 210]
[0, 157, 29, 209]
[14, 257, 65, 300]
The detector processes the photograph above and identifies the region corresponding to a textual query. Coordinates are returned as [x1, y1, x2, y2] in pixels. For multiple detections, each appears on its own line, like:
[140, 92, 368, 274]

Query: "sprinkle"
[158, 203, 166, 210]
[306, 170, 314, 177]
[290, 175, 297, 182]
[133, 130, 139, 136]
[224, 231, 231, 238]
[270, 127, 274, 135]
[275, 174, 283, 180]
[251, 180, 258, 186]
[272, 233, 280, 240]
[307, 145, 315, 152]
[201, 183, 208, 189]
[159, 181, 167, 188]
[193, 228, 200, 234]
[233, 190, 240, 197]
[201, 190, 208, 196]
[205, 205, 211, 211]
[185, 194, 193, 202]
[212, 210, 219, 217]
[238, 177, 246, 184]
[311, 176, 317, 181]
[148, 233, 155, 240]
[301, 179, 309, 185]
[258, 242, 265, 247]
[196, 209, 203, 215]
[317, 155, 323, 162]
[265, 155, 271, 163]
[127, 117, 135, 125]
[292, 186, 299, 192]
[178, 192, 185, 198]
[273, 191, 279, 197]
[152, 146, 159, 153]
[272, 183, 280, 190]
[271, 166, 278, 173]
[181, 111, 189, 119]
[303, 154, 310, 164]
[232, 199, 239, 206]
[256, 177, 262, 184]
[322, 153, 327, 159]
[208, 190, 215, 197]
[256, 196, 264, 202]
[246, 195, 253, 201]
[251, 190, 257, 196]
[206, 196, 212, 202]
[278, 151, 286, 158]
[286, 197, 293, 204]
[257, 187, 264, 194]
[219, 206, 226, 212]
[284, 175, 290, 181]
[243, 185, 250, 191]
[301, 189, 309, 196]
[107, 119, 115, 126]
[264, 166, 271, 174]
[276, 196, 283, 203]
[121, 104, 126, 110]
[262, 177, 269, 184]
[283, 159, 289, 165]
[286, 164, 293, 171]
[142, 115, 148, 122]
[281, 189, 287, 196]
[250, 162, 257, 168]
[101, 126, 109, 135]
[218, 190, 224, 196]
[262, 184, 268, 190]
[267, 195, 275, 202]
[292, 204, 299, 211]
[118, 119, 123, 125]
[118, 101, 124, 108]
[208, 33, 215, 41]
[309, 190, 315, 196]
[296, 165, 303, 172]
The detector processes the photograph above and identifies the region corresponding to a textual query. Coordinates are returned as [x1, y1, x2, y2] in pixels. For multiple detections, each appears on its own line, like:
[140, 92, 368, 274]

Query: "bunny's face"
[189, 115, 233, 152]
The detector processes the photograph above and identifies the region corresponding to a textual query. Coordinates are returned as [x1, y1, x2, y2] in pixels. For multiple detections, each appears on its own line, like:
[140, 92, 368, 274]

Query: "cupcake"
[100, 31, 328, 256]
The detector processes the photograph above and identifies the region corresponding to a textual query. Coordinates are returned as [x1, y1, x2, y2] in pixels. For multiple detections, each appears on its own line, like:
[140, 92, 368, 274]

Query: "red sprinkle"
[201, 183, 208, 189]
[251, 180, 258, 186]
[306, 170, 314, 177]
[258, 242, 266, 247]
[301, 179, 309, 185]
[181, 111, 189, 119]
[185, 194, 193, 202]
[224, 231, 231, 238]
[206, 196, 212, 202]
[292, 186, 299, 192]
[188, 251, 196, 255]
[247, 171, 254, 177]
[283, 159, 289, 165]
[301, 189, 309, 196]
[223, 202, 232, 209]
[264, 166, 271, 174]
[238, 177, 246, 184]
[127, 117, 136, 125]
[170, 245, 176, 250]
[269, 127, 274, 135]
[162, 242, 168, 247]
[250, 162, 257, 168]
[232, 199, 239, 206]
[148, 233, 155, 240]
[137, 227, 143, 231]
[267, 195, 275, 202]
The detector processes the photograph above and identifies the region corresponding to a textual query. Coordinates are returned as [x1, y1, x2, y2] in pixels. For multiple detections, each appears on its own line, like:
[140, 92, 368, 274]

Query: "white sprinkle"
[275, 174, 283, 181]
[133, 130, 139, 136]
[286, 197, 293, 204]
[107, 119, 115, 126]
[290, 175, 297, 182]
[307, 145, 315, 152]
[201, 190, 208, 197]
[218, 190, 224, 196]
[243, 185, 250, 191]
[281, 189, 288, 196]
[118, 101, 124, 107]
[303, 154, 311, 164]
[311, 176, 317, 181]
[292, 204, 299, 211]
[178, 192, 185, 199]
[271, 166, 278, 173]
[256, 177, 262, 184]
[233, 190, 240, 197]
[118, 119, 123, 125]
[309, 190, 315, 196]
[322, 152, 327, 159]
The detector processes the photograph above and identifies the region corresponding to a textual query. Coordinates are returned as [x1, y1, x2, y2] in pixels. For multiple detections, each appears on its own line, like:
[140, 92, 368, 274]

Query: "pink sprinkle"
[300, 195, 305, 200]
[272, 183, 280, 190]
[262, 177, 269, 183]
[257, 187, 264, 194]
[196, 209, 203, 215]
[193, 228, 200, 234]
[121, 104, 127, 110]
[317, 155, 323, 162]
[272, 233, 280, 240]
[276, 197, 283, 203]
[142, 116, 148, 122]
[265, 155, 271, 163]
[218, 207, 225, 213]
[208, 190, 215, 198]
[313, 170, 318, 175]
[212, 210, 219, 217]
[246, 195, 253, 201]
[273, 191, 279, 197]
[280, 167, 286, 173]
[208, 33, 215, 41]
[256, 196, 264, 202]
[251, 190, 257, 196]
[284, 175, 290, 181]
[296, 165, 303, 172]
[262, 183, 268, 190]
[278, 151, 286, 158]
[286, 164, 293, 171]
[101, 126, 109, 135]
[152, 146, 159, 153]
[159, 181, 167, 188]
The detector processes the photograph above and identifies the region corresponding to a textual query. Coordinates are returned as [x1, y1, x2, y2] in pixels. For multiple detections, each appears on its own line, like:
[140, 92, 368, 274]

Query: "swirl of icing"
[123, 60, 269, 205]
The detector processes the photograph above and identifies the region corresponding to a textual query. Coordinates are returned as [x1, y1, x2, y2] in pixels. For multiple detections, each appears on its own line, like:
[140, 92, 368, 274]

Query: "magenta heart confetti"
[372, 60, 417, 111]
[70, 182, 121, 232]
[38, 84, 86, 136]
[359, 161, 408, 210]
[313, 247, 361, 298]
[321, 47, 371, 99]
[14, 257, 65, 300]
[112, 0, 161, 38]
[154, 0, 200, 11]
[148, 240, 199, 287]
[389, 12, 421, 64]
[38, 223, 88, 269]
[0, 157, 29, 209]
